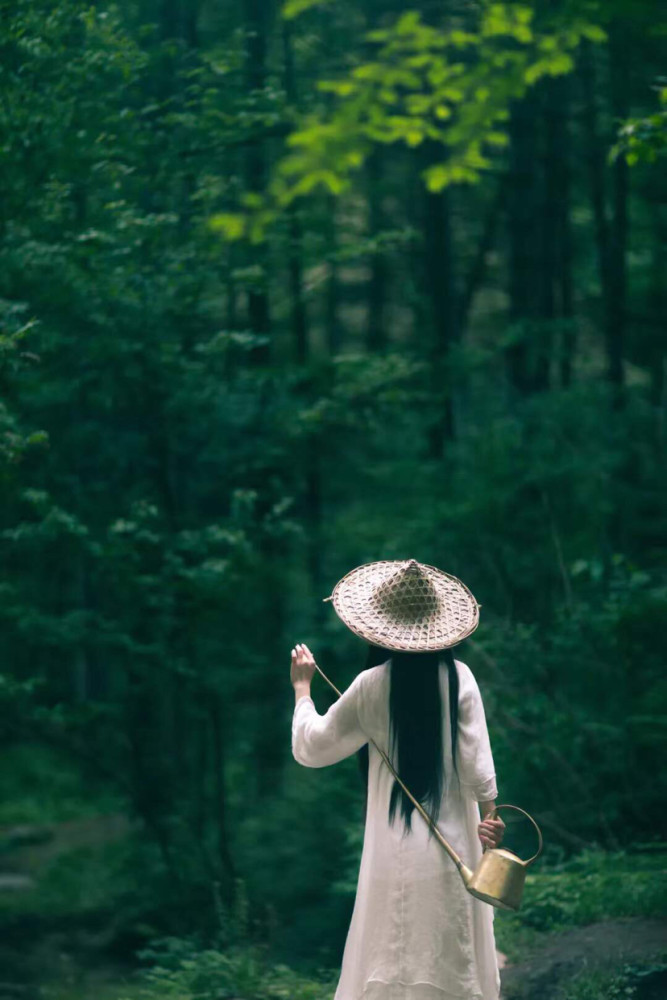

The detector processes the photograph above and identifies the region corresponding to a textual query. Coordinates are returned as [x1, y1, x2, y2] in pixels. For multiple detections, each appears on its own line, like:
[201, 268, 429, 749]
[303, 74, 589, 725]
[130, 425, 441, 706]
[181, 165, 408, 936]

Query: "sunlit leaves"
[524, 51, 574, 85]
[215, 1, 606, 243]
[481, 2, 534, 43]
[579, 23, 607, 43]
[611, 80, 667, 166]
[281, 0, 333, 19]
[273, 1, 599, 192]
[423, 162, 480, 191]
[210, 212, 249, 241]
[210, 198, 278, 245]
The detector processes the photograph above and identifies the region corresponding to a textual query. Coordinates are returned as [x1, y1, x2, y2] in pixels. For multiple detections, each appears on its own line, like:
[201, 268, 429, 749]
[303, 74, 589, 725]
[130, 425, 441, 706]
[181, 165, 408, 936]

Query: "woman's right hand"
[478, 812, 505, 850]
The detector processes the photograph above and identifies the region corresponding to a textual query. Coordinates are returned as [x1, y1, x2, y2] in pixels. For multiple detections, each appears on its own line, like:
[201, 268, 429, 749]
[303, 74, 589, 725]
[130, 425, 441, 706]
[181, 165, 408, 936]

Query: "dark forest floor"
[501, 918, 667, 1000]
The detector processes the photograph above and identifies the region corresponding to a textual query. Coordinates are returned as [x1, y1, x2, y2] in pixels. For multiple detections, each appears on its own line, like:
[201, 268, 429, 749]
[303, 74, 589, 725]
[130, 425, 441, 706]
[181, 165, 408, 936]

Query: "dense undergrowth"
[3, 816, 665, 1000]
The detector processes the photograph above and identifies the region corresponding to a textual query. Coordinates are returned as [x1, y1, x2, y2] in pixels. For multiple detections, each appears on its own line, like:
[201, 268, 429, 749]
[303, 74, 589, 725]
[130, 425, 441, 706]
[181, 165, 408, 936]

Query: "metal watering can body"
[457, 805, 544, 911]
[313, 663, 543, 912]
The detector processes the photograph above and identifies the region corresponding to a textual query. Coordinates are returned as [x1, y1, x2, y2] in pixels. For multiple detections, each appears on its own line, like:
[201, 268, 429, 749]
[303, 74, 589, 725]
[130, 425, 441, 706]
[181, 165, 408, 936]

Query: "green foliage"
[216, 2, 606, 241]
[0, 301, 47, 478]
[611, 80, 667, 165]
[517, 849, 667, 931]
[125, 936, 337, 1000]
[281, 0, 334, 19]
[0, 744, 120, 825]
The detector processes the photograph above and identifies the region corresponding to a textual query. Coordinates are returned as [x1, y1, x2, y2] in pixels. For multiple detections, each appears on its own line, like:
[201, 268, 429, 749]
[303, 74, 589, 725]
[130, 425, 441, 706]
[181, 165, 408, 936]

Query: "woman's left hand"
[291, 642, 317, 688]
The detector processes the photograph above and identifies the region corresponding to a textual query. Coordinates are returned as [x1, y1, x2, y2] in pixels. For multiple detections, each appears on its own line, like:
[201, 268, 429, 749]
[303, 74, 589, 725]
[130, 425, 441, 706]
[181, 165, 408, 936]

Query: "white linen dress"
[291, 658, 500, 1000]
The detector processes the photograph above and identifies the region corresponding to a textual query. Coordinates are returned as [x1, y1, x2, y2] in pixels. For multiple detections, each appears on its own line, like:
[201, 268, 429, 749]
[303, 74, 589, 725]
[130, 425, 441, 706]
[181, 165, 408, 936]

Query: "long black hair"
[356, 644, 459, 837]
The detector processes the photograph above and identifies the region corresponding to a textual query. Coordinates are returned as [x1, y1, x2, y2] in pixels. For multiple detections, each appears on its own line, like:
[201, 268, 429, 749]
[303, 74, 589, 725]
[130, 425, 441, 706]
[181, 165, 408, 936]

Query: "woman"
[290, 559, 505, 1000]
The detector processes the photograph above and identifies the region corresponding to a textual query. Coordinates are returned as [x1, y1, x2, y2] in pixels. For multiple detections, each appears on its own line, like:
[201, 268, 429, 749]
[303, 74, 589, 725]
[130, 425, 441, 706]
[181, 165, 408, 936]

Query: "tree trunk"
[282, 18, 308, 363]
[536, 80, 560, 392]
[210, 696, 238, 906]
[243, 0, 271, 362]
[457, 176, 505, 334]
[648, 213, 666, 439]
[254, 551, 288, 797]
[324, 198, 343, 356]
[419, 140, 458, 454]
[305, 435, 326, 625]
[580, 37, 627, 405]
[556, 77, 575, 387]
[507, 92, 540, 394]
[607, 24, 629, 408]
[366, 147, 387, 352]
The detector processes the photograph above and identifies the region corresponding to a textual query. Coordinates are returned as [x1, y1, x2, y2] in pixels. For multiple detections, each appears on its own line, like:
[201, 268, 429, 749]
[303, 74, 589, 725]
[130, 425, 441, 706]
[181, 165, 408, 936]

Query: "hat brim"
[328, 560, 480, 652]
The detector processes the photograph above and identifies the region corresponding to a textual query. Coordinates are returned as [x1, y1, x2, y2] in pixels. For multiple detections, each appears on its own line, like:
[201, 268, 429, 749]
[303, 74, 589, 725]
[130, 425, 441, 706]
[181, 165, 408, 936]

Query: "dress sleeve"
[292, 671, 368, 768]
[455, 663, 498, 802]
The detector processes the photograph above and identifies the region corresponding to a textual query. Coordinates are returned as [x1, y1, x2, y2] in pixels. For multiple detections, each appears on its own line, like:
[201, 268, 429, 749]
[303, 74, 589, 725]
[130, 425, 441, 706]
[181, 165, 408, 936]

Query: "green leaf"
[524, 52, 574, 85]
[424, 163, 451, 191]
[394, 11, 421, 35]
[209, 213, 246, 240]
[580, 23, 607, 43]
[281, 0, 332, 19]
[485, 130, 509, 147]
[317, 79, 358, 96]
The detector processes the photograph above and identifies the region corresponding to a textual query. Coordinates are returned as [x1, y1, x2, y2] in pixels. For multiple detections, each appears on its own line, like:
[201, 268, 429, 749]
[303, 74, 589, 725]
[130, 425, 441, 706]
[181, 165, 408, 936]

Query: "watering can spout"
[456, 860, 474, 887]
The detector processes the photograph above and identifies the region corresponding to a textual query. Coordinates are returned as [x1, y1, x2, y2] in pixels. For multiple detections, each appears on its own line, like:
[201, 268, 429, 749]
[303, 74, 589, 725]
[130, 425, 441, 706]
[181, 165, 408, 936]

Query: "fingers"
[479, 826, 503, 840]
[480, 818, 504, 831]
[291, 643, 316, 670]
[478, 816, 504, 849]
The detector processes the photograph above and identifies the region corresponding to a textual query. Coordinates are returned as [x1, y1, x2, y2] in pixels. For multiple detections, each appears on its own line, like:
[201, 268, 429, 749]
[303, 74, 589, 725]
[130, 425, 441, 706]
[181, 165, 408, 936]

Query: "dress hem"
[356, 976, 490, 1000]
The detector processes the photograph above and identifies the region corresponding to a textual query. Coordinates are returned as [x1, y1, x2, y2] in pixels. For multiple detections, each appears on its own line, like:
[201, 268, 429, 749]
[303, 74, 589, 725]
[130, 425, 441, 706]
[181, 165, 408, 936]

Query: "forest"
[0, 0, 666, 998]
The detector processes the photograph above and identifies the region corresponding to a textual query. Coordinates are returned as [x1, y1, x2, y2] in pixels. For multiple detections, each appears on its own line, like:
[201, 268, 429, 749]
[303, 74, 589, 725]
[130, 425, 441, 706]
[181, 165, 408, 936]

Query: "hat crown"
[370, 559, 438, 624]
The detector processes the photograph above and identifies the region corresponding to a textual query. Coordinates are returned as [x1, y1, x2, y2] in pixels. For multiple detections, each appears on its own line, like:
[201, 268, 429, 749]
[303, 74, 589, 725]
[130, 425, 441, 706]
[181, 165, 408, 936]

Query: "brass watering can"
[314, 663, 543, 912]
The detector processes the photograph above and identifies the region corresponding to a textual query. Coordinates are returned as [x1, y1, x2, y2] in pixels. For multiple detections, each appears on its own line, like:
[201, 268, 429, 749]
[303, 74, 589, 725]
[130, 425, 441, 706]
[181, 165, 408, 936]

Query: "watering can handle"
[492, 803, 543, 866]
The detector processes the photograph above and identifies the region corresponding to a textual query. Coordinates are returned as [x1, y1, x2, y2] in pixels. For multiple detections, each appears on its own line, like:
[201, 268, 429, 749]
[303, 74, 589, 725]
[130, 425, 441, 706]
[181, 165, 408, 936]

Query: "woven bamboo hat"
[324, 559, 480, 652]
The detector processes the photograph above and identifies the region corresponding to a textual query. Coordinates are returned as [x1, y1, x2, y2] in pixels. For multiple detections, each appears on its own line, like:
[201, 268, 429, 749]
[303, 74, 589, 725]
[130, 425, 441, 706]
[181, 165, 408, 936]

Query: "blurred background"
[0, 0, 666, 998]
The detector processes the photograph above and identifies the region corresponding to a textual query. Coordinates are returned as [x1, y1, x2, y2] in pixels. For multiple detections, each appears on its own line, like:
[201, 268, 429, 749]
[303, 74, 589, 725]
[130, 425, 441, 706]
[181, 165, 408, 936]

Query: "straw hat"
[324, 559, 480, 652]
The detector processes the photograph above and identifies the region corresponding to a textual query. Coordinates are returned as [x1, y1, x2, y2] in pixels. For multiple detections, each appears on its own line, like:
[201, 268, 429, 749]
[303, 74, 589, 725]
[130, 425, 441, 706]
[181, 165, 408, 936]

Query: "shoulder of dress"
[452, 658, 477, 690]
[356, 663, 387, 688]
[452, 657, 469, 675]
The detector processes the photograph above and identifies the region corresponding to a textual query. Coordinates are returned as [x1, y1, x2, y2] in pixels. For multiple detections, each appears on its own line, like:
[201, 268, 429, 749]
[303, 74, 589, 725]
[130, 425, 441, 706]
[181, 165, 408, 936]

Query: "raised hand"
[291, 642, 317, 689]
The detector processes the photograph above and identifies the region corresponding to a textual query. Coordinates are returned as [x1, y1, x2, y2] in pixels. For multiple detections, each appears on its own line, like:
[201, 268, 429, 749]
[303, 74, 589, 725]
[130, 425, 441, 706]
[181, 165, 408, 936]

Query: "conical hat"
[325, 559, 480, 651]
